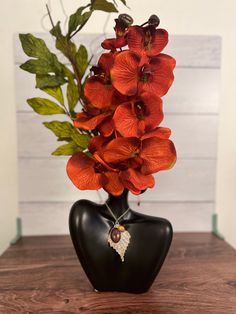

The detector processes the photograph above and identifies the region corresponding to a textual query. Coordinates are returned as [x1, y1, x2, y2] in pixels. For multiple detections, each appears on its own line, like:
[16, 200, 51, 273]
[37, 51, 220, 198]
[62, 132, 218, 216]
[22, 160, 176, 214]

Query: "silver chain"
[105, 202, 131, 226]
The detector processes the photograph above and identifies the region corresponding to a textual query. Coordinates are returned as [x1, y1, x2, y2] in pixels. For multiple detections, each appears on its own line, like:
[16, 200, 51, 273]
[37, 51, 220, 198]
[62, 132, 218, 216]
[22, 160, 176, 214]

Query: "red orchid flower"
[113, 92, 163, 137]
[67, 136, 155, 195]
[88, 135, 110, 154]
[66, 152, 124, 196]
[110, 50, 176, 97]
[67, 16, 177, 196]
[102, 37, 127, 51]
[139, 136, 176, 175]
[127, 25, 168, 57]
[102, 135, 176, 175]
[101, 17, 130, 51]
[121, 168, 154, 195]
[98, 116, 115, 137]
[84, 52, 117, 109]
[74, 107, 115, 137]
[73, 107, 110, 130]
[114, 17, 128, 37]
[91, 136, 154, 194]
[141, 126, 171, 140]
[74, 91, 127, 136]
[101, 137, 140, 163]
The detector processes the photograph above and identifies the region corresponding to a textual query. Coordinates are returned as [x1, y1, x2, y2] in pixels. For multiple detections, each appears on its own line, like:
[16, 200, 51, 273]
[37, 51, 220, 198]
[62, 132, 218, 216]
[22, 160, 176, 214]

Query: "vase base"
[69, 191, 173, 294]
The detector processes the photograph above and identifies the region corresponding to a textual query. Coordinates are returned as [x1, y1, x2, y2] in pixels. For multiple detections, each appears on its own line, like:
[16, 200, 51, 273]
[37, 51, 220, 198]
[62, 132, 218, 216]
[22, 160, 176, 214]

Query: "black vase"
[69, 189, 173, 293]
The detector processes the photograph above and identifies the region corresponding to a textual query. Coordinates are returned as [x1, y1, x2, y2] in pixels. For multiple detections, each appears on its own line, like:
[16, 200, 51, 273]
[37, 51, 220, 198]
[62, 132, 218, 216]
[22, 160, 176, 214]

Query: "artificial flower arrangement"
[19, 0, 176, 197]
[19, 0, 177, 292]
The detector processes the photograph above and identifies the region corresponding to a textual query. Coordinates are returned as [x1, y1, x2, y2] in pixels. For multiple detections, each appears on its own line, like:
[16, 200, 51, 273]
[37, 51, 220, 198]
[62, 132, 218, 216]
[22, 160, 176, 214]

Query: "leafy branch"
[19, 0, 128, 156]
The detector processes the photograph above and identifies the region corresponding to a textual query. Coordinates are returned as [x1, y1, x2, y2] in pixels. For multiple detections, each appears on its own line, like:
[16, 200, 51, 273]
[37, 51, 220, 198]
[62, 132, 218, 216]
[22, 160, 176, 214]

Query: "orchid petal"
[66, 152, 104, 190]
[140, 137, 177, 175]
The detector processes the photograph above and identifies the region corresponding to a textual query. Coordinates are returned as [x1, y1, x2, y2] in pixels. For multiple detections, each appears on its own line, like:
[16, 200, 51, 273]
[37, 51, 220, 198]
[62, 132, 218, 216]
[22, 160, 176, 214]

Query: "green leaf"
[49, 54, 65, 74]
[20, 59, 56, 75]
[92, 0, 118, 12]
[70, 129, 90, 148]
[43, 121, 90, 149]
[41, 87, 64, 105]
[68, 6, 85, 35]
[19, 33, 51, 59]
[36, 74, 67, 89]
[56, 36, 77, 58]
[62, 65, 75, 80]
[43, 121, 74, 138]
[27, 98, 65, 115]
[50, 22, 78, 61]
[76, 45, 88, 77]
[57, 137, 71, 142]
[52, 141, 81, 156]
[19, 33, 64, 75]
[20, 55, 63, 76]
[79, 11, 93, 27]
[67, 78, 79, 112]
[68, 5, 91, 35]
[50, 21, 62, 38]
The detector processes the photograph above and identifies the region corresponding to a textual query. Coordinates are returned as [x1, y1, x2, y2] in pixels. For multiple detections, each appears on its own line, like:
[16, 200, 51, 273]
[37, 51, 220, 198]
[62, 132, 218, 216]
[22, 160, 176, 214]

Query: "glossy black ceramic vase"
[69, 189, 173, 293]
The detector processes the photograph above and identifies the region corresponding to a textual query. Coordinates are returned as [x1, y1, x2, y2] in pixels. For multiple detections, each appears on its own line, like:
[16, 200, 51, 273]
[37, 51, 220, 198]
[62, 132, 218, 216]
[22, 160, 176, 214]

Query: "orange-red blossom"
[67, 128, 176, 195]
[67, 17, 177, 196]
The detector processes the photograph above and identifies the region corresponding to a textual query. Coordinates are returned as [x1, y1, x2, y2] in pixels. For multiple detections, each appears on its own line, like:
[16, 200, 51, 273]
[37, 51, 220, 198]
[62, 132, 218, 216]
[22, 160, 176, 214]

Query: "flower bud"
[118, 14, 134, 27]
[148, 15, 160, 28]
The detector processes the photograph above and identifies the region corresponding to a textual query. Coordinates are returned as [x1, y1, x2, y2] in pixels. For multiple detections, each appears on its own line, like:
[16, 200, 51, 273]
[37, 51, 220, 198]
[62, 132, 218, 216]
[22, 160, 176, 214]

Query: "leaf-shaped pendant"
[108, 225, 131, 262]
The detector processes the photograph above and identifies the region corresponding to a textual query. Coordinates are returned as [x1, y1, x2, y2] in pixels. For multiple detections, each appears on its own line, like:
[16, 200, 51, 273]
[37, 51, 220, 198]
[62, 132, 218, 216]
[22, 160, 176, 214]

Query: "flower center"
[94, 162, 107, 173]
[143, 30, 152, 51]
[139, 65, 152, 82]
[117, 160, 129, 171]
[134, 101, 145, 120]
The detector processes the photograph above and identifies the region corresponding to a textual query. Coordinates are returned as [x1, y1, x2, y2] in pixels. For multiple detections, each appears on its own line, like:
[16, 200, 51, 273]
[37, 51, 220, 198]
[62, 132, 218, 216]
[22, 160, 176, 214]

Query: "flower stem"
[46, 4, 55, 28]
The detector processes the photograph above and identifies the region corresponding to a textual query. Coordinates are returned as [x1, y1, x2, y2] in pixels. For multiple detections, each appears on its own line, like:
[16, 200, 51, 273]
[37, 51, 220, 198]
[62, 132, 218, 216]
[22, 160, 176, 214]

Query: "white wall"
[0, 2, 19, 255]
[1, 0, 236, 252]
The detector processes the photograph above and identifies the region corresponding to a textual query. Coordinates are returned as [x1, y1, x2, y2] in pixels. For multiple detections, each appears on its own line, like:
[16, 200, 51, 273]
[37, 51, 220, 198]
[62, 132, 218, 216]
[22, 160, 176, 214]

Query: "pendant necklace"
[105, 202, 131, 262]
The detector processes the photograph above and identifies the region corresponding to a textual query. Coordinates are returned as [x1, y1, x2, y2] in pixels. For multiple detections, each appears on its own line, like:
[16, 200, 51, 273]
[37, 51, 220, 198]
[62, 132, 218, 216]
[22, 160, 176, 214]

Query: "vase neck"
[106, 189, 129, 218]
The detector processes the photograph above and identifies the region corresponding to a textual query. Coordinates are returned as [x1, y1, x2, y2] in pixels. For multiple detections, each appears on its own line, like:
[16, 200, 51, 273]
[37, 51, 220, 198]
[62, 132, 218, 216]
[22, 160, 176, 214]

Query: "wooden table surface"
[0, 233, 235, 314]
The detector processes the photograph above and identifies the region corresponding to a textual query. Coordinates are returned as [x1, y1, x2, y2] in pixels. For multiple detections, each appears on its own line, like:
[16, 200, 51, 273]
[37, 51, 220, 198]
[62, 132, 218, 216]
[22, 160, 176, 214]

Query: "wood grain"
[0, 233, 235, 313]
[18, 158, 216, 202]
[20, 201, 214, 236]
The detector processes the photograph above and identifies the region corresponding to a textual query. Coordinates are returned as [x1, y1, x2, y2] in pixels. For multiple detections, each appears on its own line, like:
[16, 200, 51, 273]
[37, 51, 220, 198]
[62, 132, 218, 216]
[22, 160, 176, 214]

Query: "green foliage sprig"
[19, 0, 127, 156]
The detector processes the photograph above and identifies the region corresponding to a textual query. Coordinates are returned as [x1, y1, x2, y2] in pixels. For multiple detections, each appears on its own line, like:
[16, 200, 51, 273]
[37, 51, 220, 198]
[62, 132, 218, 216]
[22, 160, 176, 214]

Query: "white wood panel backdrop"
[14, 34, 221, 235]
